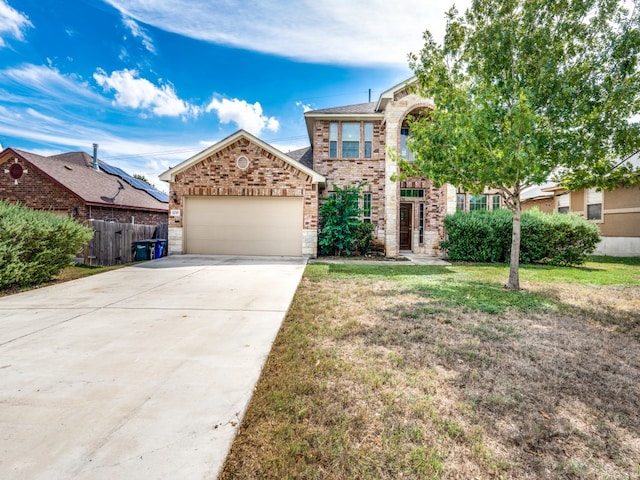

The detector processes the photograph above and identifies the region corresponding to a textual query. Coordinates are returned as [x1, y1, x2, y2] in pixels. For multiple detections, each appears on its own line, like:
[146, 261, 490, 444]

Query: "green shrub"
[319, 184, 374, 256]
[354, 221, 375, 255]
[440, 208, 600, 266]
[0, 201, 94, 289]
[440, 209, 512, 262]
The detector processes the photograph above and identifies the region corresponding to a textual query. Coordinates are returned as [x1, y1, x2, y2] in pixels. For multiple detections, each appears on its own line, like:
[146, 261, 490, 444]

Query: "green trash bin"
[133, 240, 155, 261]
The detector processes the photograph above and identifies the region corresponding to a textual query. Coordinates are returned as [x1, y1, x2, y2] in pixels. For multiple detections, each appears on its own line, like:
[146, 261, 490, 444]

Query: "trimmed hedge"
[440, 208, 600, 266]
[0, 201, 94, 289]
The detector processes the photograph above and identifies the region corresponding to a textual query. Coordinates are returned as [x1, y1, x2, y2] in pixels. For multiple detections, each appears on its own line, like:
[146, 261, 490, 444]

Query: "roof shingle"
[286, 146, 313, 170]
[306, 102, 378, 115]
[11, 149, 167, 211]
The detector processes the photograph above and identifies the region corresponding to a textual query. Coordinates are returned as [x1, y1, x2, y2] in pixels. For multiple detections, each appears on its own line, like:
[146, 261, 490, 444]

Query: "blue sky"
[0, 0, 470, 190]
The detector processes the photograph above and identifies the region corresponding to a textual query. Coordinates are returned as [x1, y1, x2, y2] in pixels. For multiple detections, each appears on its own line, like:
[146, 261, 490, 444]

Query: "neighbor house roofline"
[1, 147, 168, 212]
[159, 129, 326, 185]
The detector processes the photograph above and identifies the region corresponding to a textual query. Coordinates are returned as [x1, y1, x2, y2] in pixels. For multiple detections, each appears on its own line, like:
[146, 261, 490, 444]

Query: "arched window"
[400, 108, 429, 162]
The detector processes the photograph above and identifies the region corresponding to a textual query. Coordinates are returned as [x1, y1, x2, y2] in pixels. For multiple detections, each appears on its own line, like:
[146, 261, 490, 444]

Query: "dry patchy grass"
[220, 260, 640, 479]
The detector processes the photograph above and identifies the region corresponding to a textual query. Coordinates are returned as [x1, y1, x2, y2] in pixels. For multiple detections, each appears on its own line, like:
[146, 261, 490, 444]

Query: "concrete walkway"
[0, 255, 307, 480]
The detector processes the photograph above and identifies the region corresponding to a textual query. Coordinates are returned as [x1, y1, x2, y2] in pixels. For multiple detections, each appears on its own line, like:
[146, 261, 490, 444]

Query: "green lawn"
[221, 257, 640, 479]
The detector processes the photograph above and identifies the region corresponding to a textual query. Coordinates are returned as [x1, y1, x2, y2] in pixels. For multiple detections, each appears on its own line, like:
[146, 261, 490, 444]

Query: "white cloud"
[0, 103, 198, 192]
[296, 101, 312, 113]
[1, 64, 105, 105]
[122, 15, 156, 54]
[0, 0, 32, 47]
[93, 68, 197, 117]
[206, 97, 279, 136]
[101, 0, 473, 66]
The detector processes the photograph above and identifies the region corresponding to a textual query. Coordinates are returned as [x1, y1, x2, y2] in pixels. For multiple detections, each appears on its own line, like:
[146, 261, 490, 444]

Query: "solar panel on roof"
[99, 161, 169, 203]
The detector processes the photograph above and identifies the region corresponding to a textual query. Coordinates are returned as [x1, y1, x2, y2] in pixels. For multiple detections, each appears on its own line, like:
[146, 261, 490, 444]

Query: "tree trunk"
[508, 197, 521, 290]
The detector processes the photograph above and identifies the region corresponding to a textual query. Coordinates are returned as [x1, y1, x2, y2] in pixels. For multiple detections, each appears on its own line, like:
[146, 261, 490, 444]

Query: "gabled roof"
[375, 76, 419, 111]
[286, 146, 313, 170]
[520, 182, 558, 202]
[159, 130, 325, 184]
[3, 148, 168, 212]
[306, 102, 378, 115]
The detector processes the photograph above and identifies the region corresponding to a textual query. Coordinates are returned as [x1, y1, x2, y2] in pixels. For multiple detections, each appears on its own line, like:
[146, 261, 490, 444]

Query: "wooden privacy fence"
[86, 220, 168, 266]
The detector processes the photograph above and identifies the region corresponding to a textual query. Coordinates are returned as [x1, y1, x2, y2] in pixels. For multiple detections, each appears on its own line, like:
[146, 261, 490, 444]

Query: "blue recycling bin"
[155, 239, 167, 258]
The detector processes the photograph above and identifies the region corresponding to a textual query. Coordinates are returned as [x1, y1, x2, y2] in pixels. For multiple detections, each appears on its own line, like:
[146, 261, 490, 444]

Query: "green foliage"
[0, 201, 94, 289]
[133, 173, 156, 188]
[441, 209, 600, 266]
[353, 222, 375, 255]
[319, 184, 374, 256]
[406, 0, 640, 192]
[440, 209, 512, 263]
[403, 0, 639, 287]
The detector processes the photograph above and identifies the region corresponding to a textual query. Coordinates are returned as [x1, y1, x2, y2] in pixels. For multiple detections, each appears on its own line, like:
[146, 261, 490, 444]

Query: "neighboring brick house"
[161, 77, 460, 258]
[0, 147, 168, 225]
[521, 152, 640, 256]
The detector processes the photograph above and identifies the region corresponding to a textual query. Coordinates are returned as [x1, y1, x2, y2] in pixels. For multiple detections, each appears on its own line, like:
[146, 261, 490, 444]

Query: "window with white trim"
[362, 192, 372, 223]
[400, 127, 415, 161]
[586, 188, 602, 220]
[400, 189, 424, 198]
[492, 194, 501, 210]
[456, 193, 466, 211]
[470, 194, 488, 211]
[329, 122, 338, 158]
[364, 122, 373, 159]
[557, 193, 570, 214]
[342, 123, 360, 158]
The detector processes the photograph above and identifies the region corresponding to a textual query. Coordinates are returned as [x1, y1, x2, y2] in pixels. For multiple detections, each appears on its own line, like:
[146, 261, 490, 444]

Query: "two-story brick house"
[161, 77, 457, 258]
[303, 77, 457, 257]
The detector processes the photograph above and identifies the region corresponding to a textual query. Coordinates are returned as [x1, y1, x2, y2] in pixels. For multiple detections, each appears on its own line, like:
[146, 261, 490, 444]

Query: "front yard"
[220, 257, 640, 479]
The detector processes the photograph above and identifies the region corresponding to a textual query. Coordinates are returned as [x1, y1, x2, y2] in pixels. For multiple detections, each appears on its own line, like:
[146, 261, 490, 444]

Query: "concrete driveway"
[0, 255, 307, 479]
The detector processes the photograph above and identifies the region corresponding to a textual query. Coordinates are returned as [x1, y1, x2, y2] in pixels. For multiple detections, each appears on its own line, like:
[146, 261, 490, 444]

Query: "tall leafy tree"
[402, 0, 640, 289]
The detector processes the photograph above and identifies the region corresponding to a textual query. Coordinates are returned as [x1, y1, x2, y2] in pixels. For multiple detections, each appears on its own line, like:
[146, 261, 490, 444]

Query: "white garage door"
[185, 196, 303, 256]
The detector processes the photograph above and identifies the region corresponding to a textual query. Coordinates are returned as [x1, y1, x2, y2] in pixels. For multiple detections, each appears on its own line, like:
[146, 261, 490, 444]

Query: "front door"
[399, 203, 412, 250]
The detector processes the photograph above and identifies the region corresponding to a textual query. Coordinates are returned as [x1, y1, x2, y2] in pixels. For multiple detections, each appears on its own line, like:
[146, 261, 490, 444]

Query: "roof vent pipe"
[92, 143, 99, 171]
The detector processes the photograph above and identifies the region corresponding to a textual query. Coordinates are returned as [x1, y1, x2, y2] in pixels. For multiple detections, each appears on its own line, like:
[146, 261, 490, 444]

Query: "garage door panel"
[185, 196, 303, 256]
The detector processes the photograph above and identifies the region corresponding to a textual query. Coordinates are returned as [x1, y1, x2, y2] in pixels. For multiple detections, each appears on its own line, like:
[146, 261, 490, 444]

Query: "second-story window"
[329, 122, 338, 158]
[364, 123, 373, 158]
[342, 123, 360, 158]
[400, 127, 415, 161]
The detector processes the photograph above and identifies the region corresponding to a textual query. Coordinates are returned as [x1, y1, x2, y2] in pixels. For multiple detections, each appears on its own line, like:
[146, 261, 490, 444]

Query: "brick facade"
[311, 119, 387, 241]
[1, 156, 78, 213]
[307, 86, 454, 257]
[162, 78, 458, 259]
[166, 135, 320, 256]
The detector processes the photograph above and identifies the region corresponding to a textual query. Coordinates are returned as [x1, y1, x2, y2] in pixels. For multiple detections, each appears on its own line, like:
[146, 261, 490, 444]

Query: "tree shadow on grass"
[308, 263, 455, 279]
